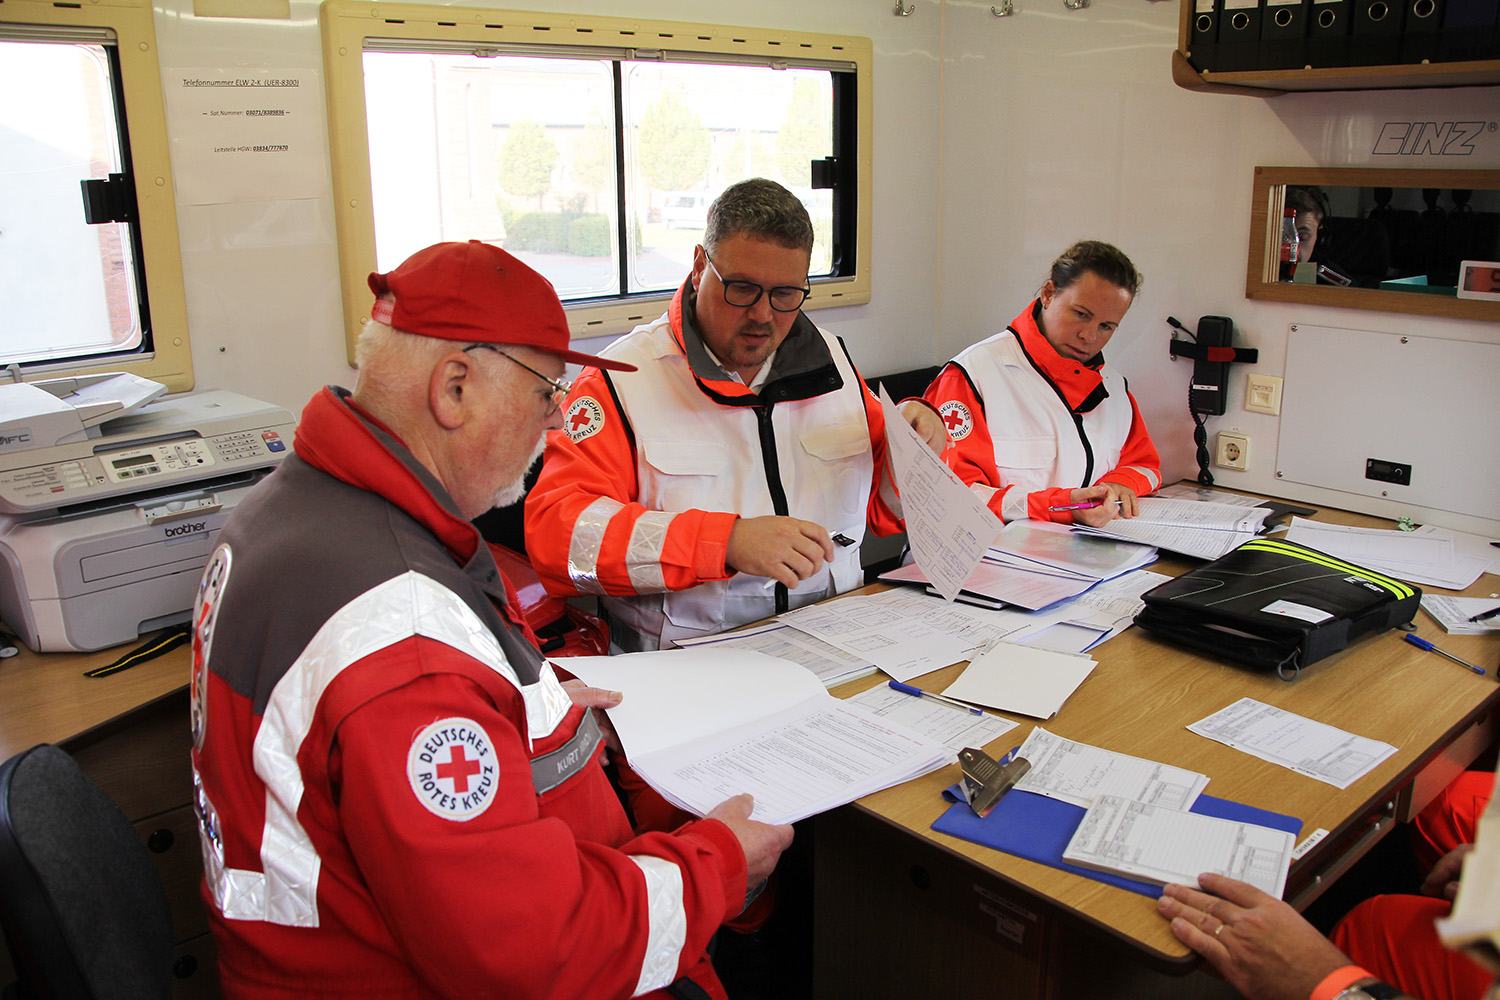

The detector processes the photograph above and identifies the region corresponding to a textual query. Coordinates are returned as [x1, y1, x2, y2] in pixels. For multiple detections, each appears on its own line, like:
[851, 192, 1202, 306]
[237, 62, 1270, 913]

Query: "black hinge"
[810, 156, 838, 190]
[80, 173, 137, 225]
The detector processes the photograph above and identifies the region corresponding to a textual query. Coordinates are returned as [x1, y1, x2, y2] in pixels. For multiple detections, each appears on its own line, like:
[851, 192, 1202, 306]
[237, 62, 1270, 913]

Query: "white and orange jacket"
[525, 281, 903, 651]
[924, 299, 1160, 523]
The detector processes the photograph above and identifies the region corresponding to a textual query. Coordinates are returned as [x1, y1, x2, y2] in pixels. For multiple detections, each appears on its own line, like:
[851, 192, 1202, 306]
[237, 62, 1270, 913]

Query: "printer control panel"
[0, 428, 288, 512]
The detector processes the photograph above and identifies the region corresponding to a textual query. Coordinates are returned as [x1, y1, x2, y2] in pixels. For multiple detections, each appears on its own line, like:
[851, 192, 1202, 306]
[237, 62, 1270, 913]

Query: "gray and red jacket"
[190, 386, 745, 1000]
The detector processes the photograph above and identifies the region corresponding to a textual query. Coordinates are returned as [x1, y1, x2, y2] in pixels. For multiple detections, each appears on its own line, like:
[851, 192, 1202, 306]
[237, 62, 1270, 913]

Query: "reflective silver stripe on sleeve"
[628, 855, 688, 996]
[211, 572, 566, 926]
[568, 497, 624, 596]
[530, 710, 601, 794]
[1125, 465, 1162, 491]
[625, 510, 675, 593]
[999, 485, 1028, 523]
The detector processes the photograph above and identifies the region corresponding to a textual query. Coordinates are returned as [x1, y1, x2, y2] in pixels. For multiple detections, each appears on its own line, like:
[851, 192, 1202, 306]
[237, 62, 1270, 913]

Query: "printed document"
[673, 622, 877, 688]
[779, 589, 994, 681]
[880, 558, 1097, 611]
[1012, 727, 1209, 810]
[1188, 697, 1398, 790]
[845, 684, 1018, 756]
[877, 387, 1002, 601]
[1422, 595, 1500, 636]
[559, 649, 951, 824]
[1062, 794, 1294, 898]
[986, 519, 1157, 581]
[1286, 518, 1487, 590]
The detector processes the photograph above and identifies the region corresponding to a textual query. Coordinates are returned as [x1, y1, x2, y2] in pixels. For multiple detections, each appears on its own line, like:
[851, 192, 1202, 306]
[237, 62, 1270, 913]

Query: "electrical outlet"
[1244, 373, 1283, 415]
[1215, 431, 1250, 471]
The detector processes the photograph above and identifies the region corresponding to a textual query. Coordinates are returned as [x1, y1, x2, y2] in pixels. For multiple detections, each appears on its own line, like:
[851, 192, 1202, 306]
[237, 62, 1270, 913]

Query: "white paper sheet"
[1187, 697, 1398, 790]
[877, 386, 1003, 601]
[845, 684, 1019, 756]
[1063, 794, 1294, 898]
[560, 649, 951, 824]
[880, 559, 1096, 611]
[1285, 518, 1488, 590]
[779, 591, 988, 681]
[1074, 519, 1255, 560]
[673, 622, 877, 688]
[942, 641, 1097, 720]
[1011, 727, 1209, 810]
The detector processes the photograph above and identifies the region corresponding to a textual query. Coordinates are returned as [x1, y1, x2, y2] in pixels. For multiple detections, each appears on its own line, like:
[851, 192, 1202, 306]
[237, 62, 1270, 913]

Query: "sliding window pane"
[364, 51, 618, 298]
[622, 62, 834, 295]
[0, 39, 141, 365]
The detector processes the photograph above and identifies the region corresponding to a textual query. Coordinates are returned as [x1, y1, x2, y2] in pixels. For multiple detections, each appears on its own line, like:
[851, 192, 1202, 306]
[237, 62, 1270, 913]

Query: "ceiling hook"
[992, 1, 1015, 14]
[893, 0, 916, 14]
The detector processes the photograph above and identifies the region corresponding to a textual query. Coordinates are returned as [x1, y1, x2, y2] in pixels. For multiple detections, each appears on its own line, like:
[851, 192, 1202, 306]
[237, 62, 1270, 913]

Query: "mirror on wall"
[1247, 166, 1500, 322]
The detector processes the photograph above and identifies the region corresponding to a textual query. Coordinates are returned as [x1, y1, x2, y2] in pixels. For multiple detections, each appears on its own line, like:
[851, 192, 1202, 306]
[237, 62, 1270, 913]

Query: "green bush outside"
[503, 211, 614, 256]
[567, 215, 610, 256]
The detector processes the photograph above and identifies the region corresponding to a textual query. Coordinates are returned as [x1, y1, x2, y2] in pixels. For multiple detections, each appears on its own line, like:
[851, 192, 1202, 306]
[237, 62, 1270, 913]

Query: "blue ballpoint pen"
[1404, 633, 1486, 676]
[887, 679, 984, 716]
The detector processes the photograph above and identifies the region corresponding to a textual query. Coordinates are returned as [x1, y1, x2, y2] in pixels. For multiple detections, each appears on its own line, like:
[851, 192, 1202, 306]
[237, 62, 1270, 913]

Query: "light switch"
[1244, 373, 1283, 416]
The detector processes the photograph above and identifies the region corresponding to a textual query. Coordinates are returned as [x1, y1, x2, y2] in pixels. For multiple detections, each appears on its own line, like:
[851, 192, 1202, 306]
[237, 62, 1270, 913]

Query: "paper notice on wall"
[162, 69, 327, 205]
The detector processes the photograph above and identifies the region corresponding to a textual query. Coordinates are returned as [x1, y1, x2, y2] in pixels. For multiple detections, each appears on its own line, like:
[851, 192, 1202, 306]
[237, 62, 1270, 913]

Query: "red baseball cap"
[367, 241, 636, 372]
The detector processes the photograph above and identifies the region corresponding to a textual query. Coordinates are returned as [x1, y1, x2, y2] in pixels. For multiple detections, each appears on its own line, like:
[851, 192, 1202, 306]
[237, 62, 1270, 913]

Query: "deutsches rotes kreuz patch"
[564, 397, 605, 442]
[938, 400, 973, 441]
[407, 718, 498, 821]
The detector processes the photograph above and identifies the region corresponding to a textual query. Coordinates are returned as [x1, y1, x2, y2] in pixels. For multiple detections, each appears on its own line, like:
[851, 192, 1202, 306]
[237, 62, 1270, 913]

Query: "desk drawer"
[136, 803, 210, 942]
[173, 932, 221, 1000]
[67, 690, 193, 821]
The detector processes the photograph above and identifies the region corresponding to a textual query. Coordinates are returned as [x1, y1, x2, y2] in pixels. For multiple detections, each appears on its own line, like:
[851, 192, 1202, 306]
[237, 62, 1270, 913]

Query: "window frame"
[2, 0, 194, 391]
[320, 0, 873, 364]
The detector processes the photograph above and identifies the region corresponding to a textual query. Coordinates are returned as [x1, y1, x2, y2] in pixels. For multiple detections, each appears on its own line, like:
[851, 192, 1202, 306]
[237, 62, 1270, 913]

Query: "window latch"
[810, 156, 838, 190]
[79, 173, 137, 225]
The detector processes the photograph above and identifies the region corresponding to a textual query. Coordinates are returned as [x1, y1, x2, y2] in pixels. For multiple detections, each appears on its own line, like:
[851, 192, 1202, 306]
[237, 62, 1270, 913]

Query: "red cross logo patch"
[564, 397, 605, 442]
[937, 401, 973, 441]
[407, 718, 499, 821]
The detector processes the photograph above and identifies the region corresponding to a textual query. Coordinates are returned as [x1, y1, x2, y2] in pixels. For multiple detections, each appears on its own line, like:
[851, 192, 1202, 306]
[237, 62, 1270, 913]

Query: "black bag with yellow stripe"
[1133, 538, 1421, 679]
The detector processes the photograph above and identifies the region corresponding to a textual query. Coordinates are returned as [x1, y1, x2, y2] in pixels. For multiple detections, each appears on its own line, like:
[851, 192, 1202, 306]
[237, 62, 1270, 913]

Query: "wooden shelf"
[1174, 0, 1500, 94]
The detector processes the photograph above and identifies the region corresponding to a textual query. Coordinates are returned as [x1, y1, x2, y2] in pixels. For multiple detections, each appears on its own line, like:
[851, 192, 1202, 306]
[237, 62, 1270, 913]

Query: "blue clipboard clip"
[957, 746, 1031, 818]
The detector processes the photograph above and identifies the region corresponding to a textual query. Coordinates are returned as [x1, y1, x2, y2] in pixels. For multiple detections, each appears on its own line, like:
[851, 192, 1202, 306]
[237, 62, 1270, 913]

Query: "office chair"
[0, 744, 174, 1000]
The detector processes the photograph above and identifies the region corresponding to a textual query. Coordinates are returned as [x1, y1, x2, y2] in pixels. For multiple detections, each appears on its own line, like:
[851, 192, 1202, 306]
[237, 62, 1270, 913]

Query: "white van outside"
[660, 192, 712, 229]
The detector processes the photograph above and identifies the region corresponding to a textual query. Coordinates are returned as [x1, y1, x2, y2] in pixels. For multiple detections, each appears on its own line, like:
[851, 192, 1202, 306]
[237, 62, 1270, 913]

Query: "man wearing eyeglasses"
[189, 241, 793, 1000]
[527, 178, 948, 653]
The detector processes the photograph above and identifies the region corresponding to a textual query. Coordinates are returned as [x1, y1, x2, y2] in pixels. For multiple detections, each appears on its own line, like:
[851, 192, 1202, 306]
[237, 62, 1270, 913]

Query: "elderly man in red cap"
[188, 241, 793, 1000]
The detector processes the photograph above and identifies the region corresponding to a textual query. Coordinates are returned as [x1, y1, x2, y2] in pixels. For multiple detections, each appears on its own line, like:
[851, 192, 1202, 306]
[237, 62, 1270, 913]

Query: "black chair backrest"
[0, 745, 174, 1000]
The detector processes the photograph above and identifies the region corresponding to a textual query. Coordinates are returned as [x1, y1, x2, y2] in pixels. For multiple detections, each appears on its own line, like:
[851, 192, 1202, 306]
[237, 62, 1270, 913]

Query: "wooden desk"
[0, 640, 216, 999]
[814, 508, 1500, 1000]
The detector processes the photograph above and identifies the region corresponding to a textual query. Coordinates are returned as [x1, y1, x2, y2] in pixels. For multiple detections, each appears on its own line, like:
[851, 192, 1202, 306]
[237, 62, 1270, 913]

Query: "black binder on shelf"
[1191, 0, 1223, 69]
[1307, 0, 1355, 64]
[1351, 0, 1405, 65]
[1217, 0, 1267, 69]
[1399, 0, 1445, 61]
[1437, 0, 1498, 61]
[1260, 0, 1312, 67]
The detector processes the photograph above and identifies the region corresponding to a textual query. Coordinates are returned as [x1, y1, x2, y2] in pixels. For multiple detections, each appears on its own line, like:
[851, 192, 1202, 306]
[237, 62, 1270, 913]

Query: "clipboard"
[932, 787, 1303, 898]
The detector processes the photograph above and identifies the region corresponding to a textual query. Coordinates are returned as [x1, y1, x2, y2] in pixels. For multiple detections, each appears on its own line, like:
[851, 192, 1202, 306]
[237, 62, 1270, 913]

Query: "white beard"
[490, 432, 548, 510]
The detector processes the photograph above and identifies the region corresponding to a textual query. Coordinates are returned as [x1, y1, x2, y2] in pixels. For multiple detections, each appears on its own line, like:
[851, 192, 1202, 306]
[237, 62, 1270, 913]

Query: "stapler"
[958, 746, 1031, 818]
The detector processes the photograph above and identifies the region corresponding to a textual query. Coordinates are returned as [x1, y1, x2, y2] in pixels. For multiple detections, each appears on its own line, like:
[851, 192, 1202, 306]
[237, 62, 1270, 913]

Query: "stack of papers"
[1422, 595, 1500, 635]
[561, 649, 951, 824]
[1073, 498, 1273, 560]
[844, 683, 1018, 756]
[1012, 728, 1294, 897]
[1285, 518, 1488, 590]
[674, 622, 877, 688]
[986, 520, 1158, 583]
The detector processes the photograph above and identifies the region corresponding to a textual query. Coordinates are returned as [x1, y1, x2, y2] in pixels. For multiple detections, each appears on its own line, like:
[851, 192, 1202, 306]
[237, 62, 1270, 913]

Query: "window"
[0, 0, 192, 390]
[322, 2, 871, 360]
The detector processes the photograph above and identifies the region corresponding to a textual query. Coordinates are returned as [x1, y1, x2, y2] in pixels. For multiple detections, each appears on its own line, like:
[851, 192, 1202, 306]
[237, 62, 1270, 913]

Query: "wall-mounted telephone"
[1167, 315, 1258, 485]
[1188, 315, 1234, 416]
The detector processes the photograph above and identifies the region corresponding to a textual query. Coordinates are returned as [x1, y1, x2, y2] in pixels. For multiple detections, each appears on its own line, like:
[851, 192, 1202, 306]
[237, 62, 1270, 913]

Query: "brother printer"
[0, 373, 295, 652]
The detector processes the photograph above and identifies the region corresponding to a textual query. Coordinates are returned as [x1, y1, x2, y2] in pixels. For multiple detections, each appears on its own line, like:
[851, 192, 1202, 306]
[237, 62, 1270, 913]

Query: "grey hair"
[703, 178, 814, 257]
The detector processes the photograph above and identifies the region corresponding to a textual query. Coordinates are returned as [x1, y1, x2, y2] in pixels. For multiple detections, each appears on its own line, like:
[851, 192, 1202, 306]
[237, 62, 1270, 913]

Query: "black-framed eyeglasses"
[464, 344, 572, 415]
[703, 251, 809, 313]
